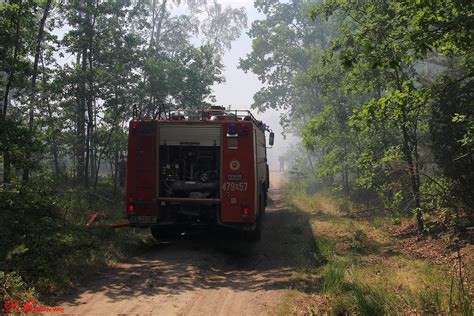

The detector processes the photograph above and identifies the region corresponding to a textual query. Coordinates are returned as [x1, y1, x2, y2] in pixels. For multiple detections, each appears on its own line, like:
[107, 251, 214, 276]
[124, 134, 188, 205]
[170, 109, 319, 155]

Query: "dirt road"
[59, 171, 315, 315]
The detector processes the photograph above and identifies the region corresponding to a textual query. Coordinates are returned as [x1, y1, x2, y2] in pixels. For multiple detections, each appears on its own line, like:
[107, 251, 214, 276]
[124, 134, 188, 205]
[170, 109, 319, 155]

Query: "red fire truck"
[125, 106, 274, 241]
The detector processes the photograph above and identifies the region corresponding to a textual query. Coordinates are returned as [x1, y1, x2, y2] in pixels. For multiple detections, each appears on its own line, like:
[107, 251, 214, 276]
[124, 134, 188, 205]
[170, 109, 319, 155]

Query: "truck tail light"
[241, 207, 251, 219]
[130, 121, 140, 129]
[129, 121, 140, 135]
[127, 203, 136, 213]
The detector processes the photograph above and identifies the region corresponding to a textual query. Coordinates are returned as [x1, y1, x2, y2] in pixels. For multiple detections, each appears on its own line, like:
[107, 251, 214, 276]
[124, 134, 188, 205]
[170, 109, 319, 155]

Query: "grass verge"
[283, 184, 473, 315]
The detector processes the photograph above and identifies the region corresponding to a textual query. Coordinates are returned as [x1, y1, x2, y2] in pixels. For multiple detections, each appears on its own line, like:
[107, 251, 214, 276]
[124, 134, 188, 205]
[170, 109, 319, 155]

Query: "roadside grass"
[275, 289, 301, 316]
[284, 184, 473, 315]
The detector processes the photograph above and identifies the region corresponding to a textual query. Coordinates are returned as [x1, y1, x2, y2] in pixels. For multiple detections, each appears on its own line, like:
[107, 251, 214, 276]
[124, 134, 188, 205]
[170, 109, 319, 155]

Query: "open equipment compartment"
[157, 124, 222, 224]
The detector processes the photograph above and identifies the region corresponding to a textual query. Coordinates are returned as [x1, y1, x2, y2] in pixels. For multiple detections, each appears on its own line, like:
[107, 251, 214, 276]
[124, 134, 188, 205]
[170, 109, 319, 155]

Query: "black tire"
[151, 226, 180, 241]
[247, 193, 265, 241]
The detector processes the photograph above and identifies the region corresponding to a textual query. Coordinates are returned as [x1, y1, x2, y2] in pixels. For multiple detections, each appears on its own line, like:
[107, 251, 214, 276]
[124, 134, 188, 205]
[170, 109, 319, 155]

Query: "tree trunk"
[40, 54, 60, 176]
[23, 0, 53, 182]
[89, 114, 120, 208]
[149, 0, 157, 49]
[28, 0, 52, 128]
[89, 1, 97, 185]
[76, 52, 86, 184]
[113, 152, 119, 196]
[2, 1, 21, 121]
[305, 149, 317, 178]
[149, 0, 168, 50]
[343, 168, 350, 197]
[154, 0, 168, 50]
[2, 1, 22, 184]
[400, 108, 423, 232]
[84, 0, 97, 188]
[3, 153, 12, 184]
[343, 142, 350, 197]
[394, 68, 424, 233]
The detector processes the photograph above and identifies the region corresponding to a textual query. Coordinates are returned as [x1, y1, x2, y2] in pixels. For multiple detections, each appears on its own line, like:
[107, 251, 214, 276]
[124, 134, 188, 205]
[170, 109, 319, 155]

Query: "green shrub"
[321, 263, 346, 294]
[0, 271, 36, 304]
[349, 229, 378, 254]
[338, 200, 351, 214]
[392, 216, 401, 225]
[0, 178, 143, 299]
[418, 288, 443, 313]
[350, 284, 391, 315]
[331, 294, 353, 314]
[449, 277, 473, 316]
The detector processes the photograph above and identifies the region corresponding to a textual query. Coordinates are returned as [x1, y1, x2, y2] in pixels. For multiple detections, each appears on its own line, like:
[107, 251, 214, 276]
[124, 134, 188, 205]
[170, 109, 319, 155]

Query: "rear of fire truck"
[125, 107, 274, 241]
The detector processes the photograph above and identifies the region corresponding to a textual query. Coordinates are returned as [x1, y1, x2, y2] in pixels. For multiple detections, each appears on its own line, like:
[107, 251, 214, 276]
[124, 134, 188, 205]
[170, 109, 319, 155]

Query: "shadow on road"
[57, 177, 322, 306]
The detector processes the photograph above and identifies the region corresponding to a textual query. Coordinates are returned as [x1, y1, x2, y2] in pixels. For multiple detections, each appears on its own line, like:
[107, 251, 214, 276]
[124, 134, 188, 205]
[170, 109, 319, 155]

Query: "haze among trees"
[241, 0, 473, 233]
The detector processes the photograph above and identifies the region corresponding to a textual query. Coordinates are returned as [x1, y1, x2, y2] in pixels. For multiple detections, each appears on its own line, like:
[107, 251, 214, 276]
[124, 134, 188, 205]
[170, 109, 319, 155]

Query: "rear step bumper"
[129, 219, 255, 231]
[157, 197, 221, 205]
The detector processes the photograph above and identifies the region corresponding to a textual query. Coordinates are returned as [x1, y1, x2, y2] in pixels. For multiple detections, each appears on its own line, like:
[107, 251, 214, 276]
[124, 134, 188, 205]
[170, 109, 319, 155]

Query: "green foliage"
[201, 3, 247, 54]
[302, 102, 357, 181]
[0, 271, 36, 304]
[283, 0, 474, 232]
[0, 118, 44, 175]
[0, 177, 146, 298]
[2, 0, 248, 184]
[0, 0, 38, 93]
[430, 78, 474, 208]
[420, 176, 454, 211]
[240, 0, 336, 131]
[349, 229, 371, 253]
[1, 180, 89, 291]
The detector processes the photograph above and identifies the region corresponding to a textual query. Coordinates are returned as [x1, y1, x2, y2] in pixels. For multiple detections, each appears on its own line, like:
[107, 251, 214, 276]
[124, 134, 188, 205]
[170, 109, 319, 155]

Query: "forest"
[1, 0, 473, 313]
[241, 0, 472, 313]
[242, 0, 473, 233]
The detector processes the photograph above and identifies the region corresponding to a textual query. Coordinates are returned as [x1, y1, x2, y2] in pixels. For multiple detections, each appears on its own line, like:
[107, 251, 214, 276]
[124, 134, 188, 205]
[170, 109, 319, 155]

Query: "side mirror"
[269, 132, 275, 146]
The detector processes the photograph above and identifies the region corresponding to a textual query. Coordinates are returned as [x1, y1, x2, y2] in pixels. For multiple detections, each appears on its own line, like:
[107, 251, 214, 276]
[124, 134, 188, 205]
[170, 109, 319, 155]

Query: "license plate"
[228, 174, 243, 181]
[136, 216, 157, 223]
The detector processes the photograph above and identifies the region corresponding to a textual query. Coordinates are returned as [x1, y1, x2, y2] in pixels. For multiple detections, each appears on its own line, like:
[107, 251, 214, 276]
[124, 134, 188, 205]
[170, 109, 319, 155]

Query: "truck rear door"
[126, 121, 159, 225]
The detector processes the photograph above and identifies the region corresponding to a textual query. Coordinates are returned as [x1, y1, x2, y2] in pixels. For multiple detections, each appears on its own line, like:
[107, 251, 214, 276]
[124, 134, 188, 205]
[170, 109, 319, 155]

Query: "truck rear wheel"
[247, 193, 264, 241]
[247, 215, 262, 241]
[151, 226, 180, 241]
